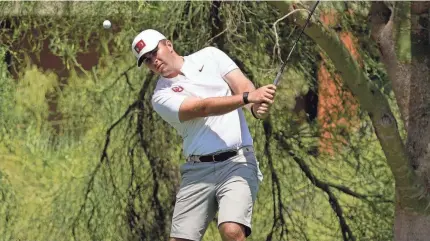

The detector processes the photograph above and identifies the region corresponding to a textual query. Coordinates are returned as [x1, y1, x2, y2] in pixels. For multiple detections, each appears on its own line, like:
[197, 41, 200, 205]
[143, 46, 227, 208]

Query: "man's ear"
[166, 40, 174, 52]
[165, 40, 173, 47]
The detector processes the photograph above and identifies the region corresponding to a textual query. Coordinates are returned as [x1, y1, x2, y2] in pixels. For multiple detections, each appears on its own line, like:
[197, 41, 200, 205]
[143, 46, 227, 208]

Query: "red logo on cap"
[172, 86, 184, 92]
[134, 39, 146, 54]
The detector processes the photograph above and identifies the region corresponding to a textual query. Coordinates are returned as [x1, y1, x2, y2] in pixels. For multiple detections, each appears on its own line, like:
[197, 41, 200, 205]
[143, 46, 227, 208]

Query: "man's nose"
[150, 56, 159, 65]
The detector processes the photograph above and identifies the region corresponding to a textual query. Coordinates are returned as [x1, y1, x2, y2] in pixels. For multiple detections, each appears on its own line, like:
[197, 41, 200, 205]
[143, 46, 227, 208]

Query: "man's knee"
[219, 222, 246, 241]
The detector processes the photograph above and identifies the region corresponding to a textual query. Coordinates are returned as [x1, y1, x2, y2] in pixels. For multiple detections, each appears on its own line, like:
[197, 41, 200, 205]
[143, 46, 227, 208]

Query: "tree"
[1, 1, 407, 241]
[270, 1, 430, 240]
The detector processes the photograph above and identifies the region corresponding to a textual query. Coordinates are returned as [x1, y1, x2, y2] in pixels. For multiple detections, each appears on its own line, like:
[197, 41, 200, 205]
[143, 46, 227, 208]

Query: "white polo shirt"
[151, 47, 253, 157]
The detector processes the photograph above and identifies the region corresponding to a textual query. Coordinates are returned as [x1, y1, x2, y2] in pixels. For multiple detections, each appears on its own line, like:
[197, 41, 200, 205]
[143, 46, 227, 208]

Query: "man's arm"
[178, 95, 245, 122]
[223, 68, 256, 112]
[223, 68, 273, 119]
[178, 85, 276, 122]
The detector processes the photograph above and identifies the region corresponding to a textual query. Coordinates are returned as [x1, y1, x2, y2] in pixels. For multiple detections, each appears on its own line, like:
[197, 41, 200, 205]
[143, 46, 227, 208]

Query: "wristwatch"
[243, 92, 250, 104]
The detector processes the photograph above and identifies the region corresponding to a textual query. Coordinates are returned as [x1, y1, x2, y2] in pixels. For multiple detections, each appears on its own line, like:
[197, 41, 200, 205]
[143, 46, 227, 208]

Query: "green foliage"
[0, 2, 398, 241]
[0, 48, 15, 131]
[14, 66, 59, 131]
[394, 2, 412, 63]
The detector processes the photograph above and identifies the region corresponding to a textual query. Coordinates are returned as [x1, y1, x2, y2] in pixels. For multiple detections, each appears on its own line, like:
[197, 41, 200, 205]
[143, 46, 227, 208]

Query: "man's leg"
[215, 149, 261, 241]
[170, 238, 194, 241]
[170, 162, 217, 241]
[218, 222, 246, 241]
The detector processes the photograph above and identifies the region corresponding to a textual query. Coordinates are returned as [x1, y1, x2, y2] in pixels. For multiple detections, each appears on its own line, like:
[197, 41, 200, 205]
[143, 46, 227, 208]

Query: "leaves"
[0, 2, 398, 241]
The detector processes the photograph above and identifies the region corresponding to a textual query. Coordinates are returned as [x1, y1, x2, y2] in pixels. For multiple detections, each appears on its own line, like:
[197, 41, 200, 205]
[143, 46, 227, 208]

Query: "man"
[131, 29, 277, 241]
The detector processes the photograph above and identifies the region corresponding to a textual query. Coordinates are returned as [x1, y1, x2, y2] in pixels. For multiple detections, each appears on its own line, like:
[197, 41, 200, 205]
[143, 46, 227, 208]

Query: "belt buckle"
[189, 155, 200, 163]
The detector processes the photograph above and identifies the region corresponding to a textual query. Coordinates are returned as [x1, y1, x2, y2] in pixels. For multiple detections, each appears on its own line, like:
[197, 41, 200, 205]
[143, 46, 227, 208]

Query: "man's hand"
[252, 102, 272, 119]
[248, 84, 277, 119]
[247, 84, 277, 104]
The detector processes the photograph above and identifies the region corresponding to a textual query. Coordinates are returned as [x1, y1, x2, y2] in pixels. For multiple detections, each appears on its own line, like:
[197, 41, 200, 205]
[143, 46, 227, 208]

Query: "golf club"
[273, 0, 320, 86]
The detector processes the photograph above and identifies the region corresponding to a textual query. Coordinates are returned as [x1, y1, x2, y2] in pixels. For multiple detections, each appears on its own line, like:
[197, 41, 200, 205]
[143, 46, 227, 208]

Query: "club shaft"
[273, 1, 320, 86]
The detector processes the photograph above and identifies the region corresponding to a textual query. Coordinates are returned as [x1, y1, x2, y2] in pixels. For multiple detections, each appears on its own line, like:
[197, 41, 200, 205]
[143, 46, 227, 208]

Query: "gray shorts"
[170, 146, 263, 241]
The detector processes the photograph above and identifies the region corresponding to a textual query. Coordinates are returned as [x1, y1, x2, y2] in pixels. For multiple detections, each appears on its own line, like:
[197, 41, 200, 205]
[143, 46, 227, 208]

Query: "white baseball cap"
[131, 29, 166, 67]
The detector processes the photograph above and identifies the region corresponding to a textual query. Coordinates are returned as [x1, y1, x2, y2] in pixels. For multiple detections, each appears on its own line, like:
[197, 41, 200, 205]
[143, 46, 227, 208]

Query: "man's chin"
[161, 70, 179, 78]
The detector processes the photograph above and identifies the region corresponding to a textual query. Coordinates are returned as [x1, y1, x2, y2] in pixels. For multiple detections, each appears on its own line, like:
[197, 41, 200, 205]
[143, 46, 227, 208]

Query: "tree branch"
[273, 131, 356, 240]
[284, 148, 355, 241]
[72, 99, 139, 241]
[326, 182, 393, 203]
[272, 8, 309, 62]
[263, 119, 289, 241]
[269, 0, 430, 213]
[369, 1, 411, 129]
[71, 69, 152, 240]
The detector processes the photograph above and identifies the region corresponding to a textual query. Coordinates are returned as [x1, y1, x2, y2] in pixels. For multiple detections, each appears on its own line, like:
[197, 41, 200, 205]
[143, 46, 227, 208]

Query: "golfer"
[131, 29, 277, 241]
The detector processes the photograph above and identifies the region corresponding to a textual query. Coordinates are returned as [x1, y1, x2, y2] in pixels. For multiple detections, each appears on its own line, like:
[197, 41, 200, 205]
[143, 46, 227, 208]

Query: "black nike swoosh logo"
[199, 65, 204, 72]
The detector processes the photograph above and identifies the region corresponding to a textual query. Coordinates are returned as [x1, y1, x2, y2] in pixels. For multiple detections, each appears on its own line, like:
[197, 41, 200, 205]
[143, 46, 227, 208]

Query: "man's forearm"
[235, 86, 255, 112]
[182, 84, 275, 121]
[198, 94, 245, 117]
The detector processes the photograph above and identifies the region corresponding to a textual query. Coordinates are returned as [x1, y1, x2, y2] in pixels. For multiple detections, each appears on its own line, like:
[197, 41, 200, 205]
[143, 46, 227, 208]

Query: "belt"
[187, 146, 254, 163]
[198, 150, 237, 162]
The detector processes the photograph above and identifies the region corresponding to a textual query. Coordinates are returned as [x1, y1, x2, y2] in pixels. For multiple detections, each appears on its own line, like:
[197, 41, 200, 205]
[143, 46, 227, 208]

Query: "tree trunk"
[270, 1, 430, 240]
[394, 204, 430, 241]
[371, 2, 430, 240]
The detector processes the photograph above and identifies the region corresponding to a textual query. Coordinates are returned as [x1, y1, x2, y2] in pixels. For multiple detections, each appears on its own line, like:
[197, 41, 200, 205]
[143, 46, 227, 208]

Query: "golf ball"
[103, 20, 111, 29]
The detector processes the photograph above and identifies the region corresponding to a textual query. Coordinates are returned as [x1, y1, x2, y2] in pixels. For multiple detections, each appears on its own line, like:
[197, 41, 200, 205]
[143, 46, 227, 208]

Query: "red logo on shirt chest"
[172, 86, 184, 92]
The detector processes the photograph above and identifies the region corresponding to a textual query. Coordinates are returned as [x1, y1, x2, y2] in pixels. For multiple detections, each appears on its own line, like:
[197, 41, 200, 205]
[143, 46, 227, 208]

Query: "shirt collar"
[160, 56, 203, 82]
[179, 56, 203, 78]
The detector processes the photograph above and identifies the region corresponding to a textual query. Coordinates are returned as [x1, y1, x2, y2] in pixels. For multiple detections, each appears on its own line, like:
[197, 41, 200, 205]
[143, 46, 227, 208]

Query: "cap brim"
[137, 55, 144, 68]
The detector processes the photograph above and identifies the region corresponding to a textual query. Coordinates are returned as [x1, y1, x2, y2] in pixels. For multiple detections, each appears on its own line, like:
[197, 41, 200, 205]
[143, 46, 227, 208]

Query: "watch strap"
[243, 92, 250, 104]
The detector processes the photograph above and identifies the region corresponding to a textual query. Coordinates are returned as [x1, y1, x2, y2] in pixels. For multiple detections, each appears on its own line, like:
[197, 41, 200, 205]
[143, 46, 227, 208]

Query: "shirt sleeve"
[209, 47, 239, 77]
[151, 90, 187, 124]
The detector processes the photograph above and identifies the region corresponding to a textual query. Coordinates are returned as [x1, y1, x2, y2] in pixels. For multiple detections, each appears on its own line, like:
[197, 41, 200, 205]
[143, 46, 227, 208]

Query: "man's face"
[142, 40, 175, 76]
